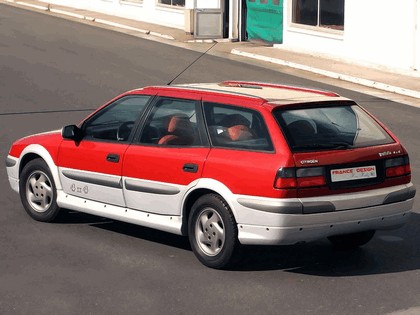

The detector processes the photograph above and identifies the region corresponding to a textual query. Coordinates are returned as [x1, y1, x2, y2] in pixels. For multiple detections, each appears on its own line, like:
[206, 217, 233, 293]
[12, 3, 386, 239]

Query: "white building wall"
[229, 0, 239, 39]
[42, 0, 186, 29]
[196, 0, 220, 9]
[282, 0, 418, 71]
[41, 0, 238, 38]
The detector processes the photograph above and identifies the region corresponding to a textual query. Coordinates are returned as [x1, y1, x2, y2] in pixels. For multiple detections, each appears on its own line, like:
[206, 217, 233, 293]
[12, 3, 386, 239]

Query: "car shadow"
[91, 220, 192, 251]
[58, 209, 420, 276]
[234, 212, 420, 274]
[54, 210, 112, 225]
[56, 210, 191, 251]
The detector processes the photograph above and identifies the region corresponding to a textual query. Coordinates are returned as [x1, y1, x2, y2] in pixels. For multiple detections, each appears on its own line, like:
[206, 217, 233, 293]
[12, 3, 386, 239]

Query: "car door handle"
[183, 163, 198, 173]
[106, 153, 120, 163]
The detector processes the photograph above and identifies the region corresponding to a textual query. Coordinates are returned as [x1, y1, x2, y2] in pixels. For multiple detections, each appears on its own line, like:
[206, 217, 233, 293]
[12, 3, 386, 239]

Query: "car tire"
[328, 230, 376, 250]
[188, 194, 240, 269]
[19, 158, 61, 222]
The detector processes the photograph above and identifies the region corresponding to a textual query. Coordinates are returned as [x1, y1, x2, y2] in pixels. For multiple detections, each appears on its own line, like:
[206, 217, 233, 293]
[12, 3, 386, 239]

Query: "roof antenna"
[167, 41, 218, 85]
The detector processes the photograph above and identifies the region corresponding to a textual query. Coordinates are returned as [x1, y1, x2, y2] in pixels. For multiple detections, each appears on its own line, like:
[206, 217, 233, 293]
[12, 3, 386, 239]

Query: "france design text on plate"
[331, 166, 377, 182]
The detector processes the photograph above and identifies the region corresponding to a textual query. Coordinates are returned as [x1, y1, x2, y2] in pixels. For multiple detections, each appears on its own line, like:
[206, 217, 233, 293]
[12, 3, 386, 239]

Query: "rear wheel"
[188, 194, 239, 269]
[19, 158, 61, 222]
[328, 230, 375, 250]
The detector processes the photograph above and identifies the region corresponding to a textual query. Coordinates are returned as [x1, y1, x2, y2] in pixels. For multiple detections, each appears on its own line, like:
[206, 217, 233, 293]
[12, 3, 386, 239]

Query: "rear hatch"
[273, 101, 412, 197]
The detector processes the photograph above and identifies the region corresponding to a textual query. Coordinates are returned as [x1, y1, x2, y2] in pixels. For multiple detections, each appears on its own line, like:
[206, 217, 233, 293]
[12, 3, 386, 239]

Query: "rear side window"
[139, 97, 204, 146]
[274, 104, 394, 151]
[203, 102, 273, 151]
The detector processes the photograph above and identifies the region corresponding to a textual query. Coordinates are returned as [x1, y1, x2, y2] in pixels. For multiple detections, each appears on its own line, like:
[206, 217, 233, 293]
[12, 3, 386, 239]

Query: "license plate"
[331, 165, 377, 182]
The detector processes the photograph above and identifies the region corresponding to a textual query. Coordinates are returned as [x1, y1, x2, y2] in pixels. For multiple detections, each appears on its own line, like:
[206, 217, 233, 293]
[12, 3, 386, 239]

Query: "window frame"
[273, 102, 395, 153]
[290, 0, 345, 35]
[156, 0, 185, 8]
[202, 101, 275, 153]
[135, 96, 209, 148]
[81, 95, 152, 144]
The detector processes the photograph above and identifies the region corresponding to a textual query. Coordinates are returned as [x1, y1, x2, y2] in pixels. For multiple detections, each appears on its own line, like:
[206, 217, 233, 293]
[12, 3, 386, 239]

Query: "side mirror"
[62, 125, 83, 141]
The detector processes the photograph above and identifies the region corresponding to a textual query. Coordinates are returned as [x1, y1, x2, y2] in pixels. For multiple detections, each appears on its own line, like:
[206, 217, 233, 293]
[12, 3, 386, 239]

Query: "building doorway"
[246, 0, 283, 43]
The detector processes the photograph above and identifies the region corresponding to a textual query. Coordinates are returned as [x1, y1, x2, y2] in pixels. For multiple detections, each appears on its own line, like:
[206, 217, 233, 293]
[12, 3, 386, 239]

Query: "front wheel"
[188, 194, 240, 269]
[19, 158, 61, 222]
[328, 230, 376, 250]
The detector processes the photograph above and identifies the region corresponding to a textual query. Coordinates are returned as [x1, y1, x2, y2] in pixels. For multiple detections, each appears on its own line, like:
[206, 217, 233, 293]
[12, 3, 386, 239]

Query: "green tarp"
[246, 0, 283, 43]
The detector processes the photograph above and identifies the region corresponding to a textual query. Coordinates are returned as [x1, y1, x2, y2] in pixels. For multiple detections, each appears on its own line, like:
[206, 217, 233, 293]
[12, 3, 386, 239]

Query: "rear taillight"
[385, 156, 411, 178]
[274, 167, 326, 189]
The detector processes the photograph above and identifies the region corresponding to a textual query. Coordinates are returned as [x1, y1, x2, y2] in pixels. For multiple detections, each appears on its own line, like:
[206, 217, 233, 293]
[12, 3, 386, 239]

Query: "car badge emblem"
[300, 159, 319, 165]
[378, 150, 401, 157]
[378, 151, 392, 157]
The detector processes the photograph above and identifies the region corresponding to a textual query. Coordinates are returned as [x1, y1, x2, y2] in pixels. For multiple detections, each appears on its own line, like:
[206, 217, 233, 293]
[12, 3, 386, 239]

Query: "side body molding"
[59, 167, 125, 207]
[62, 169, 122, 188]
[124, 179, 180, 195]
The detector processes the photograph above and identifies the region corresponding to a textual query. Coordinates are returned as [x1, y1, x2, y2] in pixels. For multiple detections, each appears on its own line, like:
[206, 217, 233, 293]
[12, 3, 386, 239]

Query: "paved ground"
[1, 4, 419, 315]
[2, 0, 419, 106]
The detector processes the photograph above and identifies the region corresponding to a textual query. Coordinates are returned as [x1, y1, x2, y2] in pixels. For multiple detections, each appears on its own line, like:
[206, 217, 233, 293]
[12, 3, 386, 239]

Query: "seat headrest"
[158, 115, 195, 145]
[228, 125, 253, 141]
[167, 115, 194, 136]
[287, 120, 315, 135]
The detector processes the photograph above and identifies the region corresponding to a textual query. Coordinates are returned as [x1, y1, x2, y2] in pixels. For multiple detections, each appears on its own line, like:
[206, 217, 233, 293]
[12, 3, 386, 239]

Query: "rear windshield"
[274, 104, 394, 152]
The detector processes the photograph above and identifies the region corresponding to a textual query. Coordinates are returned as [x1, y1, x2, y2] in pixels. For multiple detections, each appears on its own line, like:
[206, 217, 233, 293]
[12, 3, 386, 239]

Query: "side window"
[203, 102, 274, 151]
[292, 0, 345, 31]
[84, 95, 150, 142]
[139, 97, 203, 146]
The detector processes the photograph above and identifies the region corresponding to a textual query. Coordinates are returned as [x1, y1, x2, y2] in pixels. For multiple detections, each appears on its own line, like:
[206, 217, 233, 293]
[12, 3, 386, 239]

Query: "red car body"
[6, 81, 416, 268]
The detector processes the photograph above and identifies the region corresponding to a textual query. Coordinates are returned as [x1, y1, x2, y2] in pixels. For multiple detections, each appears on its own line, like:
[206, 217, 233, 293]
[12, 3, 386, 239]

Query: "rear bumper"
[236, 183, 416, 215]
[235, 183, 415, 245]
[238, 200, 412, 245]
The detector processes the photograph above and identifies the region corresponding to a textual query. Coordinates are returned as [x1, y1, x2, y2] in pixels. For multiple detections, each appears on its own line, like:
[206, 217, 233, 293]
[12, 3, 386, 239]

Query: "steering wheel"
[117, 121, 135, 141]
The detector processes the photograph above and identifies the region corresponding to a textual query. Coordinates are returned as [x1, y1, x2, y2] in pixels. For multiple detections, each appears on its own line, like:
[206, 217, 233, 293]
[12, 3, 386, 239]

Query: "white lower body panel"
[56, 191, 183, 235]
[237, 199, 413, 245]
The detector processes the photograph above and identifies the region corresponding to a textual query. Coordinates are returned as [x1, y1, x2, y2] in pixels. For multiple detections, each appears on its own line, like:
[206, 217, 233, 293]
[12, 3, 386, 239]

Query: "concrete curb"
[5, 0, 175, 40]
[231, 48, 420, 100]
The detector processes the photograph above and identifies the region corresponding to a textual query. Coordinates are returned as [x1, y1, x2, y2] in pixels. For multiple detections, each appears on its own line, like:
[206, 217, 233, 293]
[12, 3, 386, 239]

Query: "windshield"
[274, 104, 394, 152]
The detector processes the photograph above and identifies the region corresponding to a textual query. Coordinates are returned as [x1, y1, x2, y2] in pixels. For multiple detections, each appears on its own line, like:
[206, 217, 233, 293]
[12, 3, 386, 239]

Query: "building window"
[158, 0, 185, 7]
[292, 0, 344, 31]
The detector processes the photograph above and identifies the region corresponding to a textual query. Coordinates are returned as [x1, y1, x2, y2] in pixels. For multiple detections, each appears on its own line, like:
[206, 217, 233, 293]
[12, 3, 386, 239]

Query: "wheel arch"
[18, 144, 62, 190]
[181, 179, 237, 236]
[182, 188, 214, 235]
[19, 153, 42, 175]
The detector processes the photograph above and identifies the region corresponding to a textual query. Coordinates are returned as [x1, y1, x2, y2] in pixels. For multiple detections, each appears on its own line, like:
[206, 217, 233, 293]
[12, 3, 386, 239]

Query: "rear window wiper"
[293, 142, 353, 150]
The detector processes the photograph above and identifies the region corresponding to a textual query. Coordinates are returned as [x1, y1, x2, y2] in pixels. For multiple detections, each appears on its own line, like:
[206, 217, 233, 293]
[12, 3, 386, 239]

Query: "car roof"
[138, 81, 350, 106]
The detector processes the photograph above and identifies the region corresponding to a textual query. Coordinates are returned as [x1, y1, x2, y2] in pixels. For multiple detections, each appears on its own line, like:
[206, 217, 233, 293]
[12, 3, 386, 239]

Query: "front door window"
[84, 95, 151, 142]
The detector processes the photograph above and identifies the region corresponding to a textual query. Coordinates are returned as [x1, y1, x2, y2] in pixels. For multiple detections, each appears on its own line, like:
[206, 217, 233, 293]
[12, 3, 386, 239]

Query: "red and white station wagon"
[6, 81, 416, 268]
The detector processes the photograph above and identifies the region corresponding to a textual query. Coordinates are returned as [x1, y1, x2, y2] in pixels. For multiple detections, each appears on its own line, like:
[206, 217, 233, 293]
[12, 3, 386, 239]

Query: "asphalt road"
[1, 4, 420, 314]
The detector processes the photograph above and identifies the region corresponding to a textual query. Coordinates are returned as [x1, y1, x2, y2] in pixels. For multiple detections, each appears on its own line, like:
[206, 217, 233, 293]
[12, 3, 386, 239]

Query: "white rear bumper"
[235, 184, 415, 245]
[237, 199, 413, 245]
